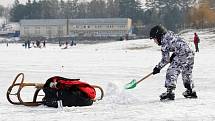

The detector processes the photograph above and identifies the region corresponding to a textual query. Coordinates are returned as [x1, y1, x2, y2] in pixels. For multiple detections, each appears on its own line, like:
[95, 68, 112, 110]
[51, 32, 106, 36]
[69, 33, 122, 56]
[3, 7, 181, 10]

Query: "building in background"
[68, 18, 132, 37]
[20, 19, 66, 38]
[0, 17, 20, 38]
[20, 18, 133, 40]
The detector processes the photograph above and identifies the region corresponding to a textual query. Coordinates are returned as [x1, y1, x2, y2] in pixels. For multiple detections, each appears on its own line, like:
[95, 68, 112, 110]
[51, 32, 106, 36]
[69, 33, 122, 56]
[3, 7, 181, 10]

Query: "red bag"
[58, 80, 96, 100]
[45, 76, 96, 100]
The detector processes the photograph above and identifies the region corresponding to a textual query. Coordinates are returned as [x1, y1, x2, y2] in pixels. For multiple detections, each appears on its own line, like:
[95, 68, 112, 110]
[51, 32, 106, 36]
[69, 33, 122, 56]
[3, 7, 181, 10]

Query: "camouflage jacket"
[156, 31, 194, 69]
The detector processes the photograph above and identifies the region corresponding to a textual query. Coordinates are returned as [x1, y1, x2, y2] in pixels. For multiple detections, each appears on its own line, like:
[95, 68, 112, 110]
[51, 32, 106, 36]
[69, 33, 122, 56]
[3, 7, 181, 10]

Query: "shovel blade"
[124, 79, 137, 89]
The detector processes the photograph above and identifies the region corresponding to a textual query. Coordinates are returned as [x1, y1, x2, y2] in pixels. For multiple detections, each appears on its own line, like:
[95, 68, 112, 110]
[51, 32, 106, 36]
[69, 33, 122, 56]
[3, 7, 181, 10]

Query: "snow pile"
[102, 82, 141, 105]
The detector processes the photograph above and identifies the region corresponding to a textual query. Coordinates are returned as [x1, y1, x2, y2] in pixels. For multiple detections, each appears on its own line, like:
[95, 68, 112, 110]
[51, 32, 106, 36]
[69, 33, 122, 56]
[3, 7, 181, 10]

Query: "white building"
[20, 19, 66, 38]
[20, 18, 132, 38]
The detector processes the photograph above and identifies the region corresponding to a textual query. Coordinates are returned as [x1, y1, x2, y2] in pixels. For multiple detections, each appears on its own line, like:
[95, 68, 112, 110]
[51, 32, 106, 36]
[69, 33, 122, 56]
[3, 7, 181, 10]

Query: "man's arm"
[156, 49, 170, 69]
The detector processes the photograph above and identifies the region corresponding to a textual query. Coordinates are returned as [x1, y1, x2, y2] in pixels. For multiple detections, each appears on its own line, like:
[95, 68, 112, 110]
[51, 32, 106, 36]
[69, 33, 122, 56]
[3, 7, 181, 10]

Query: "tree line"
[0, 5, 5, 16]
[9, 0, 143, 22]
[1, 0, 215, 35]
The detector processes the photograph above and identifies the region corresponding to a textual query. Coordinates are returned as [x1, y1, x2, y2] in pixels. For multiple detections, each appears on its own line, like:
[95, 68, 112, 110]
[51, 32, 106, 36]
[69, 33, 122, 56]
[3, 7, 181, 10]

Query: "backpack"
[197, 36, 200, 43]
[42, 76, 96, 108]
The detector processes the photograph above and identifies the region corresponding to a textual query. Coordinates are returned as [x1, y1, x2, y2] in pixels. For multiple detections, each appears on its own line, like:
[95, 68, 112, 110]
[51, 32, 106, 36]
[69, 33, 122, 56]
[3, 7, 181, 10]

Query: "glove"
[170, 53, 176, 63]
[153, 67, 160, 75]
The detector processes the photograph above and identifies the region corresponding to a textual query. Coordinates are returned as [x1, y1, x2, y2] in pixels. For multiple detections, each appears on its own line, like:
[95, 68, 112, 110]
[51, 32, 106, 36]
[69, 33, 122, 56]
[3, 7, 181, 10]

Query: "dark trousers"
[194, 43, 199, 52]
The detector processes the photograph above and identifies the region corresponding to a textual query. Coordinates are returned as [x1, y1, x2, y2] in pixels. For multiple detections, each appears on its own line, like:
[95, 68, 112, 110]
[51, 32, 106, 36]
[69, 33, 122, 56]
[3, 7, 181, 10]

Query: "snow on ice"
[0, 29, 215, 121]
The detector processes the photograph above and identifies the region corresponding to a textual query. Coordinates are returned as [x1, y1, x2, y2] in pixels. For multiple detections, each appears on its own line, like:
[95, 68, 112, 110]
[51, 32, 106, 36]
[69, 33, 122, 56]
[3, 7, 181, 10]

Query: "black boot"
[182, 89, 197, 98]
[160, 88, 175, 101]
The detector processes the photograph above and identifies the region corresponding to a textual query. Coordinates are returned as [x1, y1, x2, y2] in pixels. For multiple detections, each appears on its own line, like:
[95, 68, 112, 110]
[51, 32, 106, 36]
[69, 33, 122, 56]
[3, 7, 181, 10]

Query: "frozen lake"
[1, 30, 215, 120]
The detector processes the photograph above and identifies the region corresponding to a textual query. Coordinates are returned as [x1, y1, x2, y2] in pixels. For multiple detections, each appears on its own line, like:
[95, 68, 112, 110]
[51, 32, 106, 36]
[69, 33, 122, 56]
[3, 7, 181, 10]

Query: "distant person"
[125, 34, 129, 40]
[24, 41, 27, 49]
[65, 41, 68, 48]
[32, 41, 35, 47]
[194, 33, 200, 52]
[70, 40, 76, 46]
[43, 40, 46, 48]
[36, 40, 41, 48]
[59, 40, 62, 47]
[27, 40, 31, 49]
[119, 37, 123, 41]
[70, 40, 74, 46]
[149, 25, 197, 101]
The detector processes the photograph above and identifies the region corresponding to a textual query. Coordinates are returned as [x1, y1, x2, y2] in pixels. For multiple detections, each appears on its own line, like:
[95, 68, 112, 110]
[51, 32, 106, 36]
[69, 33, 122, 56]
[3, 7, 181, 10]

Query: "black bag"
[197, 36, 200, 43]
[42, 76, 94, 108]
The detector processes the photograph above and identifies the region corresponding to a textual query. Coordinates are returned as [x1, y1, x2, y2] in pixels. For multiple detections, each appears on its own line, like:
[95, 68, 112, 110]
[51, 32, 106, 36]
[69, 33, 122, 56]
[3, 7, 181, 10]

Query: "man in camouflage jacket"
[150, 25, 197, 100]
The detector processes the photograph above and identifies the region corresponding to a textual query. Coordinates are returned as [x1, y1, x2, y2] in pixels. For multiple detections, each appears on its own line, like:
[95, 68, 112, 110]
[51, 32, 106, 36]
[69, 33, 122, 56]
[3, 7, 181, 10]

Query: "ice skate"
[182, 89, 197, 98]
[160, 90, 175, 101]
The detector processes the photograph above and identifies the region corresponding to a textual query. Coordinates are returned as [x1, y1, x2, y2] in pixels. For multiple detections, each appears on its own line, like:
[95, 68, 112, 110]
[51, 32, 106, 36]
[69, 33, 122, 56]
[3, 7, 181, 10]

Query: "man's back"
[161, 31, 193, 57]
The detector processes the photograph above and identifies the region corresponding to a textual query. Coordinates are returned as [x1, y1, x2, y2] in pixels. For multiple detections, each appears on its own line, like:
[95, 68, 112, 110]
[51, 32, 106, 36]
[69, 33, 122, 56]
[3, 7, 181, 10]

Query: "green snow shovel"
[125, 72, 153, 89]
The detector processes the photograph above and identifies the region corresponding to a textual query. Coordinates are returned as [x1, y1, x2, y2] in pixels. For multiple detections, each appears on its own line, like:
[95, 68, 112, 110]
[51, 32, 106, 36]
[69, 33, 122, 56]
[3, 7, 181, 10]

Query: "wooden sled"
[6, 73, 104, 106]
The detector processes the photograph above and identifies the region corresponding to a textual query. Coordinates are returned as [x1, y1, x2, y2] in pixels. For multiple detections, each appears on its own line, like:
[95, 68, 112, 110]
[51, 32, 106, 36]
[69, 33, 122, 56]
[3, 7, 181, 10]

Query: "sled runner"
[6, 73, 104, 107]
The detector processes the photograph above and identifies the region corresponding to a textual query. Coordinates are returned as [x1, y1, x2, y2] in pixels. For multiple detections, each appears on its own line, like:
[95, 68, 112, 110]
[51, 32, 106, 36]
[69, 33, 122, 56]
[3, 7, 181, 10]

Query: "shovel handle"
[136, 62, 170, 84]
[136, 72, 153, 84]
